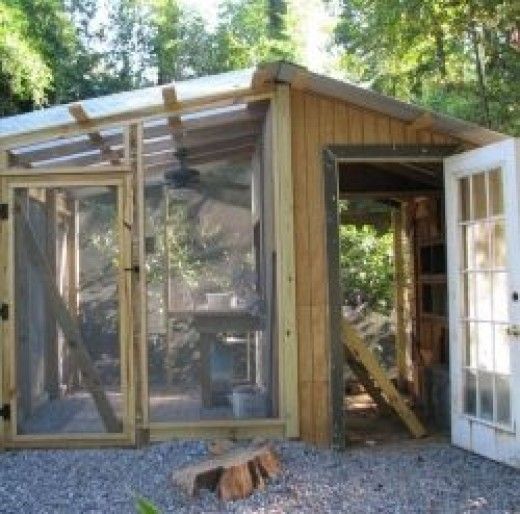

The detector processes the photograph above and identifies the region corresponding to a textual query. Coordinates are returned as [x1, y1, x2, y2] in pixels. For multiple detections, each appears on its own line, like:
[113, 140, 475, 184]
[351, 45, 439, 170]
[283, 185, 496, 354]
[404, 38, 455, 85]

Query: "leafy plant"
[136, 497, 160, 514]
[339, 223, 394, 315]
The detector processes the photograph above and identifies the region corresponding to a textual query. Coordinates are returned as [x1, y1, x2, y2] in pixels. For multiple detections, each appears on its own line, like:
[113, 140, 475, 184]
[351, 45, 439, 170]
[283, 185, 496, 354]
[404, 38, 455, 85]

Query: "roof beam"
[6, 149, 31, 168]
[2, 87, 272, 150]
[408, 112, 434, 132]
[340, 190, 441, 199]
[11, 133, 122, 165]
[328, 144, 459, 161]
[144, 136, 257, 168]
[146, 147, 254, 174]
[69, 103, 121, 165]
[144, 127, 260, 155]
[161, 84, 183, 134]
[31, 148, 124, 169]
[11, 114, 262, 168]
[368, 162, 442, 188]
[251, 67, 274, 90]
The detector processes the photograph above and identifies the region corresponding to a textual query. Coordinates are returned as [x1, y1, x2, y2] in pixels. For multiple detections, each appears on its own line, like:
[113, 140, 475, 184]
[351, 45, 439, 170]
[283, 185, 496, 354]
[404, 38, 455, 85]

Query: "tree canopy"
[0, 0, 296, 114]
[334, 0, 520, 135]
[0, 0, 518, 135]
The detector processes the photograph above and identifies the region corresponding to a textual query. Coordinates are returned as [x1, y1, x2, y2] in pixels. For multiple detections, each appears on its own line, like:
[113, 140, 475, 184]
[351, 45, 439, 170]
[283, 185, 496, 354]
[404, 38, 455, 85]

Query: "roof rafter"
[161, 84, 183, 133]
[408, 112, 434, 132]
[145, 146, 255, 173]
[144, 135, 257, 167]
[368, 162, 442, 188]
[69, 103, 121, 165]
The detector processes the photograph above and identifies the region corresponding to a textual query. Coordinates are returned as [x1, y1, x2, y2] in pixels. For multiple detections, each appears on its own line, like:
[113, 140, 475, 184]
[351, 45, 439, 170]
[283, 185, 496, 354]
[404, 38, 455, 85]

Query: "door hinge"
[0, 303, 8, 321]
[0, 203, 7, 220]
[0, 404, 10, 421]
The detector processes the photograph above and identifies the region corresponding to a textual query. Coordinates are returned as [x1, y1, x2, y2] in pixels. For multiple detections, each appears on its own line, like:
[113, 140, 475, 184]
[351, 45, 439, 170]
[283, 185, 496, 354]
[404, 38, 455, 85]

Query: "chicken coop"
[0, 61, 519, 467]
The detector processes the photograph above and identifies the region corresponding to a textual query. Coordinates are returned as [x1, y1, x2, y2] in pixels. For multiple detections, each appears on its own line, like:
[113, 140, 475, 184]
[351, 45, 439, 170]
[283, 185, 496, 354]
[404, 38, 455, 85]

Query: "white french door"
[445, 138, 520, 466]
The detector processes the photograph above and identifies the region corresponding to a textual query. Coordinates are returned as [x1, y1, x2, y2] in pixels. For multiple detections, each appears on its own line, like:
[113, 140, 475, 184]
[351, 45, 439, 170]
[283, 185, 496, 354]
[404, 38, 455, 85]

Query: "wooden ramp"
[342, 319, 426, 438]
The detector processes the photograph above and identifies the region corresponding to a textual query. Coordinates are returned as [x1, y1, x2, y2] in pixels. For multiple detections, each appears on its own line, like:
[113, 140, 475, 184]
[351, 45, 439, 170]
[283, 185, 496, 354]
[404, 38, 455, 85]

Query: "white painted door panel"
[445, 138, 520, 467]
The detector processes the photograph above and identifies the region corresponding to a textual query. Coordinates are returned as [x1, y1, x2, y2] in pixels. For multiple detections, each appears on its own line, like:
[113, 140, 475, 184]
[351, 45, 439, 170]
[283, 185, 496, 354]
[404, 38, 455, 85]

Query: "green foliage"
[147, 0, 223, 82]
[4, 0, 517, 139]
[212, 0, 296, 71]
[339, 223, 394, 315]
[146, 0, 296, 83]
[0, 2, 52, 113]
[334, 0, 520, 135]
[0, 0, 300, 113]
[136, 497, 160, 514]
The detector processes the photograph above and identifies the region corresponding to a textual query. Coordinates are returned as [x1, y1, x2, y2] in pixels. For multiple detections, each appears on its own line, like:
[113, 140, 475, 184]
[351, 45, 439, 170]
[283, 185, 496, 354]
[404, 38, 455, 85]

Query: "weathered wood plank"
[342, 319, 426, 438]
[348, 106, 363, 144]
[333, 100, 349, 144]
[272, 85, 298, 437]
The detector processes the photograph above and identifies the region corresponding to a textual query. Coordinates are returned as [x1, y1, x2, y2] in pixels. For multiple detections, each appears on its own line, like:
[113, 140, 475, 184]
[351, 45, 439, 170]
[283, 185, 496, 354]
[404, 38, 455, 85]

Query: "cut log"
[171, 444, 280, 501]
[208, 439, 234, 456]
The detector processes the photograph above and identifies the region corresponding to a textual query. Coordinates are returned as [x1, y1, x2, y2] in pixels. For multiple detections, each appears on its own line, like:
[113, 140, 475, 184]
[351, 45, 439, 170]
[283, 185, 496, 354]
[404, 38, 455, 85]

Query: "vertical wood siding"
[291, 90, 457, 445]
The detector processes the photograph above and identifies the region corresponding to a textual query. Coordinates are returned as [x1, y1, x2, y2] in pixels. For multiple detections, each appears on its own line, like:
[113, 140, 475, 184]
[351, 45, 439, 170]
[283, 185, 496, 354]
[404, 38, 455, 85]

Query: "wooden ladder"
[342, 318, 426, 438]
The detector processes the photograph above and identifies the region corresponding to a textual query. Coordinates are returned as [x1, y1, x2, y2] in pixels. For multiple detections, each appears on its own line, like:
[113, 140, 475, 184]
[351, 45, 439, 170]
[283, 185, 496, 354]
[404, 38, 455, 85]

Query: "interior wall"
[290, 88, 460, 445]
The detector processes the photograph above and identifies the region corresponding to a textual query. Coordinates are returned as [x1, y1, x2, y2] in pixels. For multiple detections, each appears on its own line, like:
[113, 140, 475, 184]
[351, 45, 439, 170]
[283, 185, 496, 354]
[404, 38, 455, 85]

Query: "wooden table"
[168, 309, 263, 408]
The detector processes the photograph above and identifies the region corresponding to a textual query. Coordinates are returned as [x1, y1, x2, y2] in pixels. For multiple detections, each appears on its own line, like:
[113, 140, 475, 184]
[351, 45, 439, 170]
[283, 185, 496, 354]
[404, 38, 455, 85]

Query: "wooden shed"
[0, 61, 519, 466]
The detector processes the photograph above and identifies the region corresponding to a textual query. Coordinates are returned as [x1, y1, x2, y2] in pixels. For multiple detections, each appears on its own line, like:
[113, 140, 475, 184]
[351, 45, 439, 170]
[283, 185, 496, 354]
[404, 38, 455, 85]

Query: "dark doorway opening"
[324, 145, 456, 448]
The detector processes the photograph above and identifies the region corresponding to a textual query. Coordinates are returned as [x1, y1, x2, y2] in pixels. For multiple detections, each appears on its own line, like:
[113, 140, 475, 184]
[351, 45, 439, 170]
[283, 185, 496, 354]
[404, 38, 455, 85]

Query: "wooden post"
[129, 123, 145, 434]
[64, 197, 80, 392]
[14, 190, 32, 421]
[322, 149, 344, 449]
[0, 153, 8, 449]
[272, 85, 298, 438]
[393, 203, 412, 390]
[44, 190, 59, 399]
[163, 186, 173, 387]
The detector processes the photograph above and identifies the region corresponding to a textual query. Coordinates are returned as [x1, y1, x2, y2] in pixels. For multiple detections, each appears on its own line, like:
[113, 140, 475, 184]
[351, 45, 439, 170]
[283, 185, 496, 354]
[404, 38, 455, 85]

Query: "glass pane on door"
[458, 168, 512, 426]
[12, 185, 124, 434]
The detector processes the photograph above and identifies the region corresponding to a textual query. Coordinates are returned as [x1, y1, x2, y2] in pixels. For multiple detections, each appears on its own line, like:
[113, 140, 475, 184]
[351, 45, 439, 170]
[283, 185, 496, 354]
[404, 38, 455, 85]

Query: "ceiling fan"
[152, 146, 250, 209]
[164, 147, 200, 188]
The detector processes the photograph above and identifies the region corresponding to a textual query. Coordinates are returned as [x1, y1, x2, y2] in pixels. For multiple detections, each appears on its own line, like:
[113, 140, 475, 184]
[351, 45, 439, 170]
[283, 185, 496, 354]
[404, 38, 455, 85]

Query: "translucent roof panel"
[0, 68, 255, 140]
[175, 68, 254, 102]
[0, 105, 74, 139]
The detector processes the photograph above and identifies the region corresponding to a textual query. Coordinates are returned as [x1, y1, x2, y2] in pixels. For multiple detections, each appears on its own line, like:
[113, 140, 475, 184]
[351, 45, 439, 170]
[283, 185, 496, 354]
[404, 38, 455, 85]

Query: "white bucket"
[206, 292, 233, 310]
[232, 386, 267, 419]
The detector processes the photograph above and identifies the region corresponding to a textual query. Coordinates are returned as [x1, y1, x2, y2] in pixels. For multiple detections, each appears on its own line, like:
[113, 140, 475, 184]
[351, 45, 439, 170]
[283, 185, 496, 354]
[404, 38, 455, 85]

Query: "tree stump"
[171, 444, 281, 501]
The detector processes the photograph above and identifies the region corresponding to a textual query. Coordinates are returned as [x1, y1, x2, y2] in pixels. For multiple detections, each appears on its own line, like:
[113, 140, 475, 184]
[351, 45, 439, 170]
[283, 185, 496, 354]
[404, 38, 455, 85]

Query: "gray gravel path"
[0, 439, 519, 513]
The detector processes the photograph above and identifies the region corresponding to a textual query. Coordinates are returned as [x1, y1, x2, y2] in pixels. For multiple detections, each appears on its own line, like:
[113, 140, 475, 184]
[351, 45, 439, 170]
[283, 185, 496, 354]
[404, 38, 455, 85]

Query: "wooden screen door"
[445, 138, 520, 466]
[0, 173, 133, 447]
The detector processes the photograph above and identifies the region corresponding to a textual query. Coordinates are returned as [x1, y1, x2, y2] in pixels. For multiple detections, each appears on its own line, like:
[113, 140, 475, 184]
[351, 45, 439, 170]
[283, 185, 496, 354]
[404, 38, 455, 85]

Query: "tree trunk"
[469, 21, 491, 128]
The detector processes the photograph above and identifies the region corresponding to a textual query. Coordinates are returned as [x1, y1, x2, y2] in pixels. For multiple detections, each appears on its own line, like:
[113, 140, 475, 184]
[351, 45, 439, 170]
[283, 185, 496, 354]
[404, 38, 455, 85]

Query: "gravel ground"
[0, 439, 519, 513]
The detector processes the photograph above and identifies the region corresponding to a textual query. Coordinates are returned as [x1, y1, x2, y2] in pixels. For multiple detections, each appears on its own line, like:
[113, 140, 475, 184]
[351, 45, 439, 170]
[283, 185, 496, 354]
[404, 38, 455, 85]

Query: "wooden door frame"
[323, 144, 458, 449]
[0, 165, 7, 449]
[0, 171, 135, 448]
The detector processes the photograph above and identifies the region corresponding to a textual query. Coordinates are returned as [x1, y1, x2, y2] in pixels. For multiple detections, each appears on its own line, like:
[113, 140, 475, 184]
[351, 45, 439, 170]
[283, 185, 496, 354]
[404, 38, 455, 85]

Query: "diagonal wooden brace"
[17, 208, 122, 433]
[342, 319, 426, 438]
